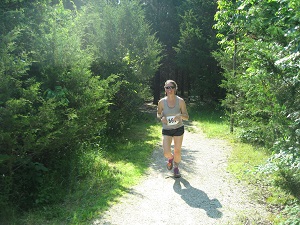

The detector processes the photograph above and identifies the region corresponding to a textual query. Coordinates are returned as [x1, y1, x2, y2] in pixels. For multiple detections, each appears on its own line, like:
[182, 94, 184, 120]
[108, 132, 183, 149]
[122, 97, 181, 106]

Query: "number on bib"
[167, 116, 178, 125]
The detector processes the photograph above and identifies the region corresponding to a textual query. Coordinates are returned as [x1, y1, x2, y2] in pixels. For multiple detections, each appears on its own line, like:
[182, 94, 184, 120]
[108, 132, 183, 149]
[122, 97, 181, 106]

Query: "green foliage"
[80, 0, 162, 134]
[175, 0, 223, 101]
[106, 80, 143, 135]
[10, 112, 161, 224]
[280, 204, 300, 225]
[262, 146, 300, 199]
[0, 24, 37, 213]
[143, 0, 182, 80]
[214, 1, 300, 222]
[0, 0, 162, 222]
[188, 103, 228, 138]
[82, 0, 162, 81]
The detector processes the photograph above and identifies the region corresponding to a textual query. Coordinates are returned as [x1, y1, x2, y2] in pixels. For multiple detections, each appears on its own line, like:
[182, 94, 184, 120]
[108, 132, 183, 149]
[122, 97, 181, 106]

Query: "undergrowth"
[12, 110, 161, 225]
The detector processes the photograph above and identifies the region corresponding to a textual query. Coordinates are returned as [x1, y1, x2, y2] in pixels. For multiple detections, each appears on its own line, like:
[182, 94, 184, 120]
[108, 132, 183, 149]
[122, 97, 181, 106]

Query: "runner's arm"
[177, 99, 189, 121]
[157, 100, 163, 119]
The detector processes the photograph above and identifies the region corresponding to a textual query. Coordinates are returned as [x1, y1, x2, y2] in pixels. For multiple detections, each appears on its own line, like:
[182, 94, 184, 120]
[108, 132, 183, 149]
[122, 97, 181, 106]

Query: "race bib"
[167, 116, 179, 125]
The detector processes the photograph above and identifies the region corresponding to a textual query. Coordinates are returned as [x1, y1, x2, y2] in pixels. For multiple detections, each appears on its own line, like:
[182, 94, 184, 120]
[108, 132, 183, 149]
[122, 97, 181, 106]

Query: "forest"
[0, 0, 299, 223]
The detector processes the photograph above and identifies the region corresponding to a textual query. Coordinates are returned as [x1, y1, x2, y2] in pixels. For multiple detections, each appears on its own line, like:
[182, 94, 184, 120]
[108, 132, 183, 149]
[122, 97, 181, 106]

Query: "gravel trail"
[93, 123, 271, 225]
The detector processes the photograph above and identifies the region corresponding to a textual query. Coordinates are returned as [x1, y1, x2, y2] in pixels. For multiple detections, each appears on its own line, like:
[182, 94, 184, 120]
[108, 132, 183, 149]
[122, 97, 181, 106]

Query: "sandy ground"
[93, 123, 271, 225]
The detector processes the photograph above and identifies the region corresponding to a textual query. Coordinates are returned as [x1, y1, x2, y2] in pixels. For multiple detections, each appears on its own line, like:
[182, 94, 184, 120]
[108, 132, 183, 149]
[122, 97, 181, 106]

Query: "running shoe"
[167, 157, 173, 170]
[174, 167, 181, 178]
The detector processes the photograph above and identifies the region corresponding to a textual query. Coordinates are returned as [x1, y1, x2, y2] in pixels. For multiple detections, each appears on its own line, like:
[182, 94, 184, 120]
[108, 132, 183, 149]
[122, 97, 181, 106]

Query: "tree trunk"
[230, 29, 237, 133]
[187, 73, 191, 101]
[180, 69, 184, 98]
[153, 70, 160, 105]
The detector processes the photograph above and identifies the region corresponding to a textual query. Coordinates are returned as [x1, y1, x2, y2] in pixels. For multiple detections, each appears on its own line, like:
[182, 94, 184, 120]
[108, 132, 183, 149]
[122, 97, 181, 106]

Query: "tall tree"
[81, 0, 162, 131]
[175, 0, 223, 102]
[143, 0, 183, 103]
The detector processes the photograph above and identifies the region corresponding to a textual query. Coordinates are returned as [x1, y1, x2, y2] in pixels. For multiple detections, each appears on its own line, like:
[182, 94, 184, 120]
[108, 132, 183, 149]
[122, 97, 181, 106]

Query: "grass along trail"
[93, 123, 271, 225]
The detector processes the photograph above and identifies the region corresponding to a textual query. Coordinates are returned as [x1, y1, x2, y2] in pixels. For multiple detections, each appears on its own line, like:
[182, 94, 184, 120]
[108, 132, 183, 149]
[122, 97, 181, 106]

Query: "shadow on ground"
[173, 177, 223, 219]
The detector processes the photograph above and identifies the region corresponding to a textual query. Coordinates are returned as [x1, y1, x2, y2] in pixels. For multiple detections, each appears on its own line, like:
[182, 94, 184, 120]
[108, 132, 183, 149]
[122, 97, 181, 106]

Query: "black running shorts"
[162, 126, 184, 137]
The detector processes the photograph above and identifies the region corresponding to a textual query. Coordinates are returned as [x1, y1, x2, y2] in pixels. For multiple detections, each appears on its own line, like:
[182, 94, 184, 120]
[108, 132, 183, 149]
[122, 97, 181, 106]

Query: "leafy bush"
[280, 204, 300, 225]
[214, 3, 300, 223]
[271, 150, 300, 199]
[106, 80, 144, 135]
[1, 1, 162, 221]
[0, 2, 119, 216]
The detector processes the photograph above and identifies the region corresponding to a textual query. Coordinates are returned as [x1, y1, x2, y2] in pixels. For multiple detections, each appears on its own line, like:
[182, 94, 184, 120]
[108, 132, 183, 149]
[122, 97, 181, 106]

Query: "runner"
[157, 80, 189, 178]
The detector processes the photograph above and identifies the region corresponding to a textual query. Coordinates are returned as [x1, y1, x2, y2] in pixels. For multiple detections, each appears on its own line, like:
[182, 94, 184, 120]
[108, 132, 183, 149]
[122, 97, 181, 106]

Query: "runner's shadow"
[173, 177, 223, 219]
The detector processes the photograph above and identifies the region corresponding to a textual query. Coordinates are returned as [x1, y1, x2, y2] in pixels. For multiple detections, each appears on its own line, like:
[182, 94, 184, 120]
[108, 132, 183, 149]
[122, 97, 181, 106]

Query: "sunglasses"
[165, 86, 176, 90]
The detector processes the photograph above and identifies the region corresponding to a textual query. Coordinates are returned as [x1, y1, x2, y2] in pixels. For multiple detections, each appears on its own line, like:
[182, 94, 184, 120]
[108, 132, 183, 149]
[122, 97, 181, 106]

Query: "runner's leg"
[173, 134, 183, 165]
[162, 135, 173, 159]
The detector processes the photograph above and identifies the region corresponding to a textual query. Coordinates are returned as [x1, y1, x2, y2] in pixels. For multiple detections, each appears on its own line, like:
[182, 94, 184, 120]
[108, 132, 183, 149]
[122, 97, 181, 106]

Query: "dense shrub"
[0, 1, 162, 219]
[214, 0, 300, 210]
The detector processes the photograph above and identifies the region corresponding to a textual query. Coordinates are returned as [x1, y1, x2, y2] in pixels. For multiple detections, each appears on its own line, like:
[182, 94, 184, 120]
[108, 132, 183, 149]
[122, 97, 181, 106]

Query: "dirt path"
[93, 123, 271, 225]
